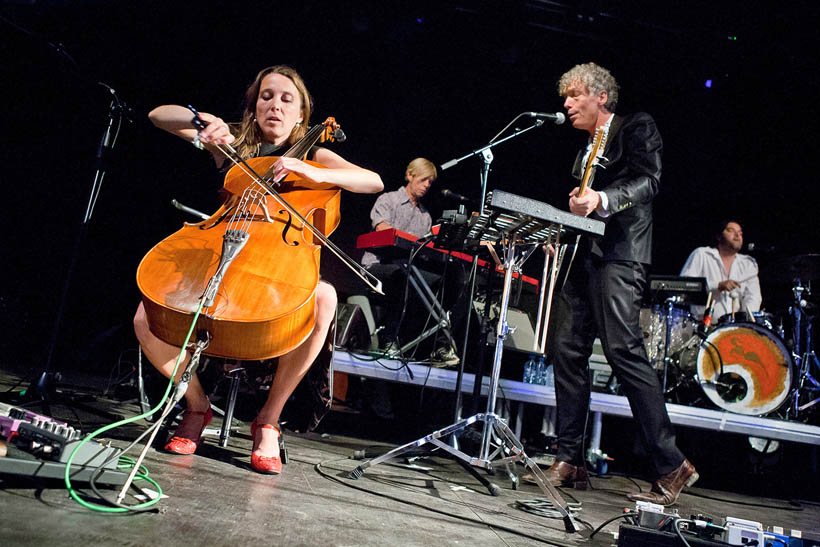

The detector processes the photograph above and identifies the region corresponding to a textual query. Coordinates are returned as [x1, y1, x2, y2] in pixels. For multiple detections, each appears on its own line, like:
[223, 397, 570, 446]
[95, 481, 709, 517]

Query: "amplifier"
[648, 275, 708, 305]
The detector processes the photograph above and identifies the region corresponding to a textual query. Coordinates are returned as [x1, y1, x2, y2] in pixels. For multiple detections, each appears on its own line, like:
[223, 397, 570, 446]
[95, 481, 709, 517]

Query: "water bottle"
[522, 354, 537, 383]
[535, 355, 547, 385]
[544, 362, 555, 388]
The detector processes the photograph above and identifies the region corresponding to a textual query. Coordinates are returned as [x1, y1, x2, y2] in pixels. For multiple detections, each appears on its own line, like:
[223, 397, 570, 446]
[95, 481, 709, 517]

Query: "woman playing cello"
[133, 65, 383, 474]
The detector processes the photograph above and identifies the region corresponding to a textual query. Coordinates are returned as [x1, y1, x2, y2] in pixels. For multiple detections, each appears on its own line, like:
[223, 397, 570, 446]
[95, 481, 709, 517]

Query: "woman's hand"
[272, 156, 322, 183]
[197, 113, 235, 145]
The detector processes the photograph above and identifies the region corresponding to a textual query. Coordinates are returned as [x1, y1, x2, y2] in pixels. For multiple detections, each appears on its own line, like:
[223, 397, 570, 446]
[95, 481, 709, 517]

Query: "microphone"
[526, 111, 566, 124]
[333, 128, 347, 142]
[440, 189, 472, 203]
[416, 230, 436, 243]
[747, 242, 774, 253]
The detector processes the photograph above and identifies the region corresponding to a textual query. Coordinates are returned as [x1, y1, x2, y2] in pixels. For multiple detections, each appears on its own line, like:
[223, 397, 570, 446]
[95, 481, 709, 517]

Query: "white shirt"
[679, 246, 762, 318]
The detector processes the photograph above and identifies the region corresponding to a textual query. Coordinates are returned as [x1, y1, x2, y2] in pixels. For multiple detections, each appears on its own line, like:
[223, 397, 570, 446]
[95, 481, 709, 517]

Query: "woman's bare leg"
[253, 282, 337, 457]
[133, 303, 210, 438]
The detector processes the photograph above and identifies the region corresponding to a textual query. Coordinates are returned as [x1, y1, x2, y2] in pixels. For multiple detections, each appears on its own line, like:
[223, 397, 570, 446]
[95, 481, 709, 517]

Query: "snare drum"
[696, 322, 793, 415]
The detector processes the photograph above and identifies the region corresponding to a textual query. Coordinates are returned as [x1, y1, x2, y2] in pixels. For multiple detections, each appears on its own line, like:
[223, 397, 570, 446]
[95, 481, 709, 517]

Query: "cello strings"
[207, 129, 383, 292]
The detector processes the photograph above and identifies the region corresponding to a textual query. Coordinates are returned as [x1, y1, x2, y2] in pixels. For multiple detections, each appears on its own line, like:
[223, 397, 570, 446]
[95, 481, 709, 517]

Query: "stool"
[209, 360, 289, 463]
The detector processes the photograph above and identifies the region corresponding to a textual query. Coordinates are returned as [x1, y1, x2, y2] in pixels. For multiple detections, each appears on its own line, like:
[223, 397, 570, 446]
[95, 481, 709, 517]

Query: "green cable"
[63, 302, 205, 512]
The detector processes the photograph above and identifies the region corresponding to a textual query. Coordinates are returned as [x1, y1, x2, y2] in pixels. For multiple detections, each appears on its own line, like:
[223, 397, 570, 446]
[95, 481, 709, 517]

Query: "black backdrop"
[1, 1, 818, 372]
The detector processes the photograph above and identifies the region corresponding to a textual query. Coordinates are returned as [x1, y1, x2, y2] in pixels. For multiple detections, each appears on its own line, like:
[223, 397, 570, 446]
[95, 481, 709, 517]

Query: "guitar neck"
[578, 164, 594, 197]
[577, 126, 607, 197]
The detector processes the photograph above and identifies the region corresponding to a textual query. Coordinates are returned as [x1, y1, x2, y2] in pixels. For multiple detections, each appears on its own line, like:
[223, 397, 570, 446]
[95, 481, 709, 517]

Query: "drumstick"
[702, 291, 714, 327]
[746, 304, 756, 323]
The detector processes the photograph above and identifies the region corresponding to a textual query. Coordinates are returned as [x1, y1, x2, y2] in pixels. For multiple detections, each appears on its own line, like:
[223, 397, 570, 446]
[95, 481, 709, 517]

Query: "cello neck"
[260, 118, 343, 183]
[281, 122, 325, 160]
[283, 117, 343, 159]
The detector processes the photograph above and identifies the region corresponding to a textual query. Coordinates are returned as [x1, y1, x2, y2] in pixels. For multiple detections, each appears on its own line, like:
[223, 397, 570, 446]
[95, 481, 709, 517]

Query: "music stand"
[432, 207, 471, 253]
[349, 191, 607, 534]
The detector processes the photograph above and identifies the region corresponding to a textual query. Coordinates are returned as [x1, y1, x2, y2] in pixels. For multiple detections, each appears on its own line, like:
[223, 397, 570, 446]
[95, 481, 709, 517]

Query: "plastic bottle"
[535, 355, 547, 385]
[544, 362, 555, 388]
[522, 354, 537, 383]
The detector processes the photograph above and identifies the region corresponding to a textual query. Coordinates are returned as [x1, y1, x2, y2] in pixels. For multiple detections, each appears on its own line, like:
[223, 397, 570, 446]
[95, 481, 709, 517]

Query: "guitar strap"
[561, 114, 623, 290]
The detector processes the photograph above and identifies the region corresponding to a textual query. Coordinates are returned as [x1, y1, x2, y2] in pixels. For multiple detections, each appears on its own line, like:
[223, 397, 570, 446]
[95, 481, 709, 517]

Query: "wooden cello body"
[136, 156, 340, 360]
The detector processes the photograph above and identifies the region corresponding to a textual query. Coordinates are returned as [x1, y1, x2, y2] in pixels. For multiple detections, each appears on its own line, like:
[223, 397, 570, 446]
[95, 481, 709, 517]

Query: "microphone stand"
[442, 116, 545, 430]
[26, 85, 129, 413]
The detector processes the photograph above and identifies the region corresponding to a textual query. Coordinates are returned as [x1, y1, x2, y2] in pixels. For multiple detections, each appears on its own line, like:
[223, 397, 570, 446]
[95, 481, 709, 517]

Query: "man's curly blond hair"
[557, 62, 619, 112]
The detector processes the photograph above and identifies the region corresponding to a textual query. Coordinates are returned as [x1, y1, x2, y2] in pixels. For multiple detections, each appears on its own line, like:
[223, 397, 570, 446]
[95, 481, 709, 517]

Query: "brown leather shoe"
[627, 459, 699, 506]
[525, 460, 589, 490]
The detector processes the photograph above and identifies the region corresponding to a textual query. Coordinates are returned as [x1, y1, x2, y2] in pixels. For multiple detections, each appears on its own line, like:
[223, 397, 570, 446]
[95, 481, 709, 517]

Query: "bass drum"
[717, 311, 785, 340]
[696, 322, 793, 415]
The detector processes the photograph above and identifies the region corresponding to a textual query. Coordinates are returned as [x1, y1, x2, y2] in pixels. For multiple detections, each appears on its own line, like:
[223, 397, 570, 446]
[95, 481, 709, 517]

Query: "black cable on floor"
[588, 510, 637, 539]
[315, 456, 591, 545]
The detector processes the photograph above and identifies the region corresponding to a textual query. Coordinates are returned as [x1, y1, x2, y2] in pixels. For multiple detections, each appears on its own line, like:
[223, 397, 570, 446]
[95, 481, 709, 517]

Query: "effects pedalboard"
[0, 402, 128, 485]
[616, 501, 820, 547]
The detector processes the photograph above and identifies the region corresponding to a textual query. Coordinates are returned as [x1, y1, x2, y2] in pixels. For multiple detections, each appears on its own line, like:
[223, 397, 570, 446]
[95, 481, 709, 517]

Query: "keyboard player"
[361, 158, 462, 366]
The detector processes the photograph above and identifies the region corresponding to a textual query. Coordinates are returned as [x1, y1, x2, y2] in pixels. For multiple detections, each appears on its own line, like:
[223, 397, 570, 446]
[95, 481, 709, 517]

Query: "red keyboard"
[356, 228, 539, 289]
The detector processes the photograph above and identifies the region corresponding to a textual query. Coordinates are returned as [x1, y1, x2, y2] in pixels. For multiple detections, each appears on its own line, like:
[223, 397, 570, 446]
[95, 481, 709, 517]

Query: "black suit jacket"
[571, 112, 662, 265]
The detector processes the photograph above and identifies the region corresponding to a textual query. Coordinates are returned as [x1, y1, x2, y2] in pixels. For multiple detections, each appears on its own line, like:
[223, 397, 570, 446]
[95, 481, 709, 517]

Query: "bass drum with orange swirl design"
[695, 322, 793, 415]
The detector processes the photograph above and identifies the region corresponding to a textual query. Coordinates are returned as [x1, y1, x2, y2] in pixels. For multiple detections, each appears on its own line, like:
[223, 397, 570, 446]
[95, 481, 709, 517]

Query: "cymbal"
[760, 254, 820, 284]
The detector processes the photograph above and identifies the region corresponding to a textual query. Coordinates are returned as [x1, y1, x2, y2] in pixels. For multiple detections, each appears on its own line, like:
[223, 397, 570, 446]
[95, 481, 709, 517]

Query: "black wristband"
[186, 104, 207, 131]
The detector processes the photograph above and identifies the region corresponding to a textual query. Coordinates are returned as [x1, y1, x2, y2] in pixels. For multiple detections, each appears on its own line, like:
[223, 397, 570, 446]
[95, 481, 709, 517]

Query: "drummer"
[680, 219, 762, 320]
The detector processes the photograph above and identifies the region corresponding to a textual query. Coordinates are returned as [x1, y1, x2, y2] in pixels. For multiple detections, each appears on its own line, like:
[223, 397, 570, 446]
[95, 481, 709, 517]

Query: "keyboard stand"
[390, 262, 457, 357]
[351, 227, 580, 533]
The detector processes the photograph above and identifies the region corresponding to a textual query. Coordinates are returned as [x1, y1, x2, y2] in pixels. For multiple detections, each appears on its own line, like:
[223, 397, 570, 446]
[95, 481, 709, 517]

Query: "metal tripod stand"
[349, 231, 580, 533]
[790, 278, 820, 416]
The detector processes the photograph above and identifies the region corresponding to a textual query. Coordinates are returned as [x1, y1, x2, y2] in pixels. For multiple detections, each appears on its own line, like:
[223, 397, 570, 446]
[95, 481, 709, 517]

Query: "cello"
[136, 116, 381, 361]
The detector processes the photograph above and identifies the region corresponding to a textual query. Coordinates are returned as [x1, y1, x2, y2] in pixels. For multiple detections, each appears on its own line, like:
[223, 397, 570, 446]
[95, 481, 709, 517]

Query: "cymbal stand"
[660, 296, 683, 392]
[789, 279, 820, 416]
[349, 231, 580, 533]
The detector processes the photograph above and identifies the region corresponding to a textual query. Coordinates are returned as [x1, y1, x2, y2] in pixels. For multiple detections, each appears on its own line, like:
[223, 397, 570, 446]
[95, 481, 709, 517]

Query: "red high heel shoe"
[250, 419, 283, 475]
[164, 404, 213, 455]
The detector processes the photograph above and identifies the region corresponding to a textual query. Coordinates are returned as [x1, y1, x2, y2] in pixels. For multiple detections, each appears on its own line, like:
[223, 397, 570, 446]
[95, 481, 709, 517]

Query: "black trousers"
[552, 257, 684, 476]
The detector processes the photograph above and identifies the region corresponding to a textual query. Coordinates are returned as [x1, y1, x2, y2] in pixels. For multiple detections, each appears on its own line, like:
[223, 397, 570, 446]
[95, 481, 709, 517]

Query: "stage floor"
[1, 366, 818, 546]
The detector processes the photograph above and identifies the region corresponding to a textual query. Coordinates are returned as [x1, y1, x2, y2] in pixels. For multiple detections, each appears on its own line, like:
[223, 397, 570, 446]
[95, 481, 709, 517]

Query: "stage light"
[705, 79, 713, 88]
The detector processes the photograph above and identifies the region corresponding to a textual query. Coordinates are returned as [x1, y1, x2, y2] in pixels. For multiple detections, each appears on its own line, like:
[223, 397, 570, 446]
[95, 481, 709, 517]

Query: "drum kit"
[641, 255, 820, 422]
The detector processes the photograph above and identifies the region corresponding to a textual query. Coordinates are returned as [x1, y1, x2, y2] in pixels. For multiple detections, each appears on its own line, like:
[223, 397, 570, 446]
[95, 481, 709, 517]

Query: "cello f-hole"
[280, 209, 299, 246]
